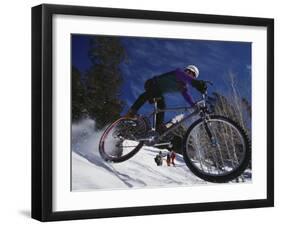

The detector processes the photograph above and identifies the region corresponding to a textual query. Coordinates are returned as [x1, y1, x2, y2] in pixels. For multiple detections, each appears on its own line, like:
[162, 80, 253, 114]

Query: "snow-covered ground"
[71, 119, 251, 191]
[71, 119, 207, 191]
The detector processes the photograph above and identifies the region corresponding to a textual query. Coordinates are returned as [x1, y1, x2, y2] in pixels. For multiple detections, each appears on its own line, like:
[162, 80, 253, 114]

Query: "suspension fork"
[199, 94, 216, 147]
[203, 117, 217, 147]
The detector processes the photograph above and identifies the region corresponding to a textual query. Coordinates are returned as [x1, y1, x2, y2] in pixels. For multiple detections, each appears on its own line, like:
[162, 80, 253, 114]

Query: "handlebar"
[201, 80, 213, 96]
[204, 80, 213, 86]
[194, 80, 213, 109]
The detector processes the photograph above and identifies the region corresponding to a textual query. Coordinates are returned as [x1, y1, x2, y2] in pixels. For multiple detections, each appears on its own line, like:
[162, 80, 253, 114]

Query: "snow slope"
[71, 119, 206, 191]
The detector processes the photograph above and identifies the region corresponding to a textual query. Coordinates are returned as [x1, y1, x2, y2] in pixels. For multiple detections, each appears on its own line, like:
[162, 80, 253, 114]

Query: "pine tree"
[86, 36, 126, 130]
[72, 66, 87, 121]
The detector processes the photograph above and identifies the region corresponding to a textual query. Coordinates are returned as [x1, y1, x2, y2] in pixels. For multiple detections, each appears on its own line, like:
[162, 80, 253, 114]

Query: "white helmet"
[185, 65, 199, 78]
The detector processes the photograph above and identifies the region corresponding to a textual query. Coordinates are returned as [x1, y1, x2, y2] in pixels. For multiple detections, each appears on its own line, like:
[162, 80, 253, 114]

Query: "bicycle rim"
[183, 115, 250, 182]
[99, 118, 144, 163]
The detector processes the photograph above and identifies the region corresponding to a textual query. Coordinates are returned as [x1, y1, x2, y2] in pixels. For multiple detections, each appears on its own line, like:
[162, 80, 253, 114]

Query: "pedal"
[153, 142, 172, 147]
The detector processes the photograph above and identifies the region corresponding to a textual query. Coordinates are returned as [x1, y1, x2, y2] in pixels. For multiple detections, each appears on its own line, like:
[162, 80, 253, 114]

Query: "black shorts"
[144, 78, 162, 103]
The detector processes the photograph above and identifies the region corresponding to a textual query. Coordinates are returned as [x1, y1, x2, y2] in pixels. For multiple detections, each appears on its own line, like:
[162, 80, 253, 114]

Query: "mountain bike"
[99, 81, 251, 183]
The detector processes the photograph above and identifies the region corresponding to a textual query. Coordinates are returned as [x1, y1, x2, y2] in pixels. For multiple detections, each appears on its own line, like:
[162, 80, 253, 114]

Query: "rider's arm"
[175, 68, 193, 84]
[174, 68, 195, 106]
[181, 87, 195, 106]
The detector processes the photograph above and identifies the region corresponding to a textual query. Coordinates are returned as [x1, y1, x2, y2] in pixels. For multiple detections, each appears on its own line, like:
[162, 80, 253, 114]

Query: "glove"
[191, 80, 207, 93]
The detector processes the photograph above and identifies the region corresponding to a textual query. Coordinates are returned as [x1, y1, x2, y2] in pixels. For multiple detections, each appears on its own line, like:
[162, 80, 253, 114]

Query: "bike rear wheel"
[183, 115, 251, 183]
[99, 117, 146, 162]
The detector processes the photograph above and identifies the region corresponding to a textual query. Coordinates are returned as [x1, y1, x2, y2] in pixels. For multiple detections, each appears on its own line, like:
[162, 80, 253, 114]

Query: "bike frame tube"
[147, 105, 200, 137]
[152, 100, 158, 131]
[148, 106, 194, 119]
[158, 110, 199, 139]
[157, 106, 193, 113]
[148, 93, 207, 136]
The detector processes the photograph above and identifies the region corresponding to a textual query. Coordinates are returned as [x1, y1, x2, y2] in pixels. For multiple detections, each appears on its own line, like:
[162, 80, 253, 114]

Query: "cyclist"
[124, 65, 205, 132]
[171, 150, 176, 166]
[166, 152, 171, 166]
[154, 151, 164, 166]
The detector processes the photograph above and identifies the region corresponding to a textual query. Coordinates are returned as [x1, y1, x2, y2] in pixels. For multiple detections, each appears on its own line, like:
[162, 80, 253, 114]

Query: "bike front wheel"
[183, 115, 251, 183]
[99, 117, 146, 163]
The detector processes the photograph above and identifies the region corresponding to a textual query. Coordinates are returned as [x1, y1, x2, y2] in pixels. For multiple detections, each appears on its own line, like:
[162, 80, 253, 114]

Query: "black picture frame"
[32, 4, 274, 222]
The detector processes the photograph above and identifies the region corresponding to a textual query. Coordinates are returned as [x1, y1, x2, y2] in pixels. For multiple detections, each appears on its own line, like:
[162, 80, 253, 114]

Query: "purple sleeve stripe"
[175, 68, 192, 84]
[181, 89, 195, 106]
[174, 68, 194, 106]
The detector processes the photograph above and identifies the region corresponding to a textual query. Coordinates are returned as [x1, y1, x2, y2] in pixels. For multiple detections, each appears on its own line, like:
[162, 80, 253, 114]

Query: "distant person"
[124, 65, 206, 133]
[171, 151, 176, 166]
[166, 152, 171, 166]
[154, 151, 164, 166]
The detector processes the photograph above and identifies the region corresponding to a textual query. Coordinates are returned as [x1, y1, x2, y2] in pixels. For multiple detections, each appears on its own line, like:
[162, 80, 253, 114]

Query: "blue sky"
[72, 34, 251, 120]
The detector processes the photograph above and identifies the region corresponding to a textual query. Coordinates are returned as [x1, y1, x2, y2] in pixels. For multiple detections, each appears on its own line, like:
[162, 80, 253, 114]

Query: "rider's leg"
[125, 79, 157, 117]
[129, 92, 149, 113]
[156, 96, 166, 132]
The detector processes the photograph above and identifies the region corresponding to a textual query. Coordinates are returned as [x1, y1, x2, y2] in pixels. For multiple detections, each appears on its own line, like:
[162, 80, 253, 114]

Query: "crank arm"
[153, 142, 172, 147]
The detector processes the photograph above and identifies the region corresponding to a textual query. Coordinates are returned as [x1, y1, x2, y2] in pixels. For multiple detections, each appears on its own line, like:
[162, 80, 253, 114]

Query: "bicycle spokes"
[99, 118, 146, 162]
[185, 118, 247, 177]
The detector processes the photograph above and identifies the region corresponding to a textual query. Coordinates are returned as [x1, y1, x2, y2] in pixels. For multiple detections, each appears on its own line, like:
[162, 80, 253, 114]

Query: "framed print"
[32, 4, 274, 221]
